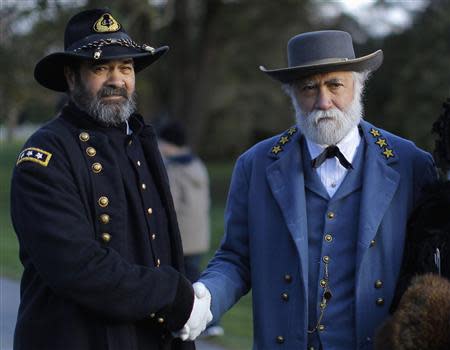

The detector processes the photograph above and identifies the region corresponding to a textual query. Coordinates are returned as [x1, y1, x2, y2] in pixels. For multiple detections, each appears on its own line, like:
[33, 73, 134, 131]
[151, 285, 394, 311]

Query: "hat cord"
[72, 38, 155, 60]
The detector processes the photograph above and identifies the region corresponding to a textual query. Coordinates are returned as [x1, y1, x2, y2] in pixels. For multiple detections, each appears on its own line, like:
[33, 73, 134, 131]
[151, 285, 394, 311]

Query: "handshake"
[176, 282, 213, 341]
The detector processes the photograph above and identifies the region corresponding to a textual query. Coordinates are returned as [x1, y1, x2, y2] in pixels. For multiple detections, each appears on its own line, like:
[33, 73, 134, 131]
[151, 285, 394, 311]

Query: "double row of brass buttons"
[80, 132, 110, 243]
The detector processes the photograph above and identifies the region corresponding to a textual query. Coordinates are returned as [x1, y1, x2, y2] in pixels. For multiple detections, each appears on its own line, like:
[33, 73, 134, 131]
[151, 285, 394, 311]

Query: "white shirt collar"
[125, 120, 132, 135]
[306, 126, 361, 165]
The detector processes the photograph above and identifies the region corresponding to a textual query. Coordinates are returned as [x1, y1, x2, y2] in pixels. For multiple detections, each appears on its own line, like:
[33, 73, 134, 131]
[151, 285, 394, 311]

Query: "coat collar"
[59, 101, 147, 135]
[267, 120, 399, 166]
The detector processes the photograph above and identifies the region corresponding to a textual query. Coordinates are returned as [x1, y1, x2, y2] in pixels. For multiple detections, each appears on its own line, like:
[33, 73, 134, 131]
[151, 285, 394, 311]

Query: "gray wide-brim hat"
[260, 30, 383, 83]
[34, 8, 169, 92]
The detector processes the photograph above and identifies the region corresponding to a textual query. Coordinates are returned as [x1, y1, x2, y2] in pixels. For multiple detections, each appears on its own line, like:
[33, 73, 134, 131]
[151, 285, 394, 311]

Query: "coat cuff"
[163, 274, 194, 331]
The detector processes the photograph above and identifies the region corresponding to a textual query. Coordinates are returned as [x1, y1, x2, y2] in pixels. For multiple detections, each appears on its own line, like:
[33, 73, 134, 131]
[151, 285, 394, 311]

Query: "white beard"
[294, 94, 363, 145]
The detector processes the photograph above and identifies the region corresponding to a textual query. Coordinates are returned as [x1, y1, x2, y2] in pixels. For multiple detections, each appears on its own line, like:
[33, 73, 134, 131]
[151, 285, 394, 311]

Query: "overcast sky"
[318, 0, 429, 37]
[4, 0, 430, 38]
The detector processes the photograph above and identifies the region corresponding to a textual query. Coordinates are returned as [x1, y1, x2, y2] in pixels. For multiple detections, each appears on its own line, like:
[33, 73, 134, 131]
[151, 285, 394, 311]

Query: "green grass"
[0, 143, 252, 349]
[0, 141, 23, 278]
[204, 163, 253, 350]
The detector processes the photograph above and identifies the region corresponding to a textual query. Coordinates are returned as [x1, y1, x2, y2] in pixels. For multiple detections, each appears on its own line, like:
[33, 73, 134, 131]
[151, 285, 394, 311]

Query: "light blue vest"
[302, 136, 366, 350]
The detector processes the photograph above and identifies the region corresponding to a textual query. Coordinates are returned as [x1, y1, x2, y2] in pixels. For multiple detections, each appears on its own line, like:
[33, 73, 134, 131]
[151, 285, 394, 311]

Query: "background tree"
[363, 0, 450, 151]
[1, 0, 449, 157]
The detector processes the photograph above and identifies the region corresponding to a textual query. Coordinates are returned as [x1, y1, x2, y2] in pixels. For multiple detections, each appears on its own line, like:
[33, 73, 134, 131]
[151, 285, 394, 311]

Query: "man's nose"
[315, 88, 333, 110]
[105, 69, 125, 87]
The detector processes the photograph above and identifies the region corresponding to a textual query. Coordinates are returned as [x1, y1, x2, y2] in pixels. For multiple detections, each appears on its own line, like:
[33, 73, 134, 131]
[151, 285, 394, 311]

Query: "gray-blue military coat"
[200, 120, 437, 350]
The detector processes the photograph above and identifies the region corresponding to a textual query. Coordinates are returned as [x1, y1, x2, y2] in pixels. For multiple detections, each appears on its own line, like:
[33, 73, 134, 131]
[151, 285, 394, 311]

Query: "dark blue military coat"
[10, 103, 195, 350]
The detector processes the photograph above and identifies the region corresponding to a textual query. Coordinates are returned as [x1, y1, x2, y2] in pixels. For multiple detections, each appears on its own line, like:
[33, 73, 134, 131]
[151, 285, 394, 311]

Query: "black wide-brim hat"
[34, 8, 169, 92]
[260, 30, 383, 83]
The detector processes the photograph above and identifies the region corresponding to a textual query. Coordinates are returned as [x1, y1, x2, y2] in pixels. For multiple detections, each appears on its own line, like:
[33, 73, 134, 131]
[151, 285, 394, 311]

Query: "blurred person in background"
[375, 98, 450, 350]
[158, 120, 224, 338]
[181, 30, 437, 349]
[10, 8, 212, 350]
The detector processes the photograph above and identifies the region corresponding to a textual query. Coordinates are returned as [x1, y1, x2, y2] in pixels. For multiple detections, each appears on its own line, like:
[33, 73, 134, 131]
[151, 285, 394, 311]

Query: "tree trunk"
[5, 104, 19, 142]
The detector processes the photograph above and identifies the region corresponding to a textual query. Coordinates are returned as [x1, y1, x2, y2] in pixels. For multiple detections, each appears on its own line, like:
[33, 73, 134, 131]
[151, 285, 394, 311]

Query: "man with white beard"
[10, 8, 212, 350]
[183, 31, 437, 349]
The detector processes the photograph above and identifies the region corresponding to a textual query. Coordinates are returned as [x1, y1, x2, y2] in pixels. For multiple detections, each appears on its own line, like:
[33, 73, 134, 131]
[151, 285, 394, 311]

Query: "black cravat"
[311, 145, 353, 170]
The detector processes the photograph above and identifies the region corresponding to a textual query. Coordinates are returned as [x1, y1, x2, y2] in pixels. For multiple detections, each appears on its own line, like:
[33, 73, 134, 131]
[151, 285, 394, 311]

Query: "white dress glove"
[177, 282, 213, 341]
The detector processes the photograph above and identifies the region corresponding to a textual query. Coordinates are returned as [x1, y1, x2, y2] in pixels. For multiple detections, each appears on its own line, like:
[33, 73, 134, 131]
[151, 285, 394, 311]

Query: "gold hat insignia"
[93, 13, 121, 33]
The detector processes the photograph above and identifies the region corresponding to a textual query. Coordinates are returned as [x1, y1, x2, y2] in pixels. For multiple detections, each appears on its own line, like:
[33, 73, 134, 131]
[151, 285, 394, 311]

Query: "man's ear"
[64, 66, 75, 91]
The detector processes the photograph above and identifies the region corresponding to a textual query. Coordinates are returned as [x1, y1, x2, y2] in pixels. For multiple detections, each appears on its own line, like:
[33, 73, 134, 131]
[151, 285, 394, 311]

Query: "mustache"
[309, 109, 343, 125]
[98, 86, 128, 99]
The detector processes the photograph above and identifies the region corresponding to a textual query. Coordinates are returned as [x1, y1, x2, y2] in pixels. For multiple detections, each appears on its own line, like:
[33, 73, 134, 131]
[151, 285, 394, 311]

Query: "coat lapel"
[266, 129, 309, 290]
[356, 121, 400, 267]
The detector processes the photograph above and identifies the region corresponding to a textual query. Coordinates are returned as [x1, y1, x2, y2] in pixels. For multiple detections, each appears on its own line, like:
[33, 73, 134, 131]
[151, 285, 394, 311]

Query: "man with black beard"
[186, 31, 437, 350]
[10, 8, 211, 350]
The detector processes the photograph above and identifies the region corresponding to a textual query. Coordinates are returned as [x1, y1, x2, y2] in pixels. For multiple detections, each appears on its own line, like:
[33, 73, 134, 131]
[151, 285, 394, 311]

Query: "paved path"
[0, 277, 226, 350]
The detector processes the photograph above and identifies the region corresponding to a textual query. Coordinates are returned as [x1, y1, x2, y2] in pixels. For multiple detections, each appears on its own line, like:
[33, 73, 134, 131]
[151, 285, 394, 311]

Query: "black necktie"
[311, 145, 353, 170]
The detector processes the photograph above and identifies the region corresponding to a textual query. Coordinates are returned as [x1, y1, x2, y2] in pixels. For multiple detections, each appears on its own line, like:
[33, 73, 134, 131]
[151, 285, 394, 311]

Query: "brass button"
[157, 317, 165, 324]
[128, 140, 133, 146]
[327, 212, 335, 219]
[92, 162, 102, 173]
[98, 196, 109, 208]
[86, 147, 96, 157]
[147, 208, 153, 215]
[375, 280, 383, 289]
[101, 233, 111, 243]
[150, 313, 155, 318]
[276, 335, 284, 344]
[376, 297, 385, 306]
[324, 234, 333, 242]
[100, 214, 110, 224]
[151, 234, 156, 240]
[320, 279, 327, 287]
[281, 292, 289, 301]
[309, 347, 316, 350]
[284, 274, 292, 283]
[322, 256, 330, 263]
[156, 258, 161, 267]
[318, 324, 325, 332]
[137, 160, 141, 167]
[370, 239, 376, 247]
[79, 132, 90, 142]
[141, 183, 146, 190]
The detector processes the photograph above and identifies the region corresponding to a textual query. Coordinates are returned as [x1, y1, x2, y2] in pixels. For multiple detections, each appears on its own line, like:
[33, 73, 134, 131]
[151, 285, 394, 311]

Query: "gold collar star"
[375, 138, 387, 148]
[370, 128, 381, 137]
[382, 148, 394, 159]
[287, 127, 297, 136]
[279, 136, 290, 145]
[272, 145, 283, 155]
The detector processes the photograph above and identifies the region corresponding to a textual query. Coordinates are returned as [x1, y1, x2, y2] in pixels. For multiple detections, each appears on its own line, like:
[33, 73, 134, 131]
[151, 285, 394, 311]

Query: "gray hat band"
[299, 57, 350, 67]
